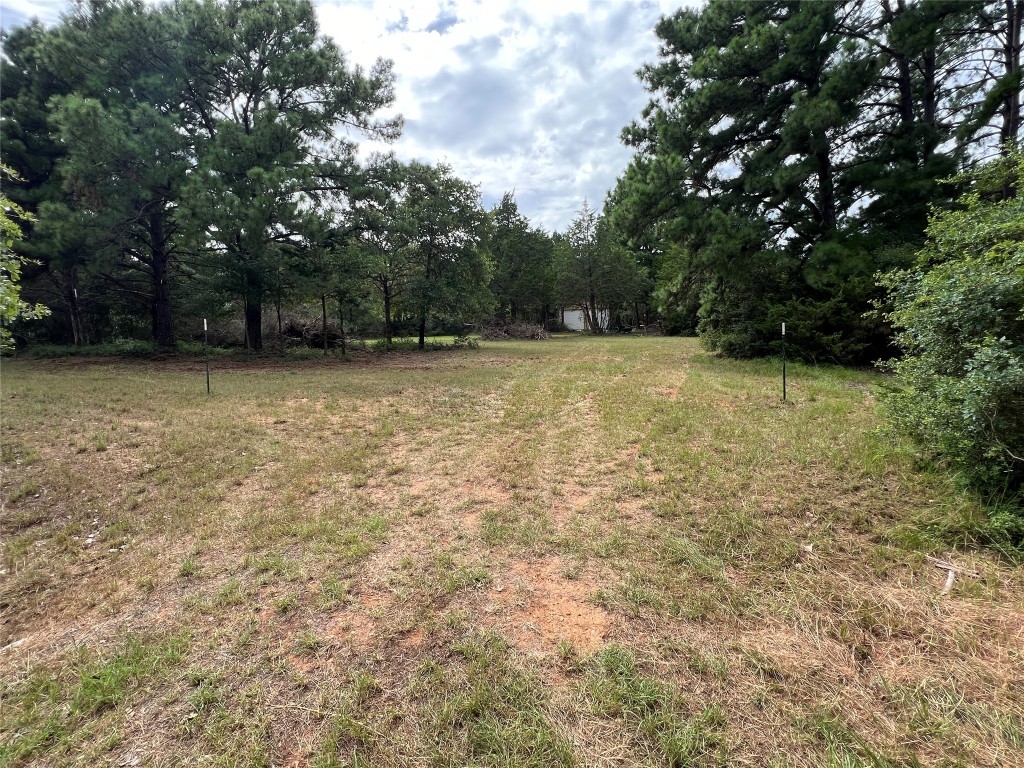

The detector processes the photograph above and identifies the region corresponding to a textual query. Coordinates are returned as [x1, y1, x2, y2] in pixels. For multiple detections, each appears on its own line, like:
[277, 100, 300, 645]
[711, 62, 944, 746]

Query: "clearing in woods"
[1, 335, 1021, 767]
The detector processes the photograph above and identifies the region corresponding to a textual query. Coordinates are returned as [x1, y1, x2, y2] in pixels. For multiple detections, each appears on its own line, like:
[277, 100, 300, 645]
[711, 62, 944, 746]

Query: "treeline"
[609, 0, 1022, 364]
[5, 0, 1020, 363]
[1, 0, 650, 351]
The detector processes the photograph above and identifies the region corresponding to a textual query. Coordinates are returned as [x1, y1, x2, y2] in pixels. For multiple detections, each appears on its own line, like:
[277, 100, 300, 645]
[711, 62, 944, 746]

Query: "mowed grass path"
[1, 336, 1021, 767]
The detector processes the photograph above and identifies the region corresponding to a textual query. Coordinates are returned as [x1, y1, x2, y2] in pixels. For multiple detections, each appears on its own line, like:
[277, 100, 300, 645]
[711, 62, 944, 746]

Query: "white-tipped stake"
[204, 318, 208, 331]
[782, 322, 786, 335]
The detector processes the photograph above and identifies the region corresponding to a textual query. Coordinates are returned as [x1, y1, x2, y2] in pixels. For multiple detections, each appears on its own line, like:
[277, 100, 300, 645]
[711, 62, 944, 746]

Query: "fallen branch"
[927, 555, 981, 595]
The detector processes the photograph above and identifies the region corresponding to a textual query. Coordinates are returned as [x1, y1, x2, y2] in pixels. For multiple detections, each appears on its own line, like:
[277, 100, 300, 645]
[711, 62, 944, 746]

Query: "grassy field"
[1, 336, 1021, 767]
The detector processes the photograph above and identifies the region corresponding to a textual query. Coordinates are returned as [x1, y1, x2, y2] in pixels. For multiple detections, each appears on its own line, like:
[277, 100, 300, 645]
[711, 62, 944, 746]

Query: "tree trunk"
[337, 294, 346, 356]
[69, 293, 85, 346]
[68, 296, 83, 347]
[65, 270, 87, 346]
[815, 146, 837, 235]
[1001, 0, 1022, 153]
[896, 55, 914, 127]
[587, 289, 601, 333]
[276, 296, 282, 337]
[922, 50, 937, 131]
[418, 315, 426, 350]
[244, 300, 262, 351]
[383, 289, 393, 344]
[149, 209, 174, 348]
[321, 293, 328, 354]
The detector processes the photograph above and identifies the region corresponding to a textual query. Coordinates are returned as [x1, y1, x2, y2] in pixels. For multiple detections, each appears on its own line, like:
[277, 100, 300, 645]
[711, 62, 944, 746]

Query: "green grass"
[0, 633, 190, 764]
[1, 336, 1021, 767]
[586, 645, 728, 766]
[402, 632, 574, 767]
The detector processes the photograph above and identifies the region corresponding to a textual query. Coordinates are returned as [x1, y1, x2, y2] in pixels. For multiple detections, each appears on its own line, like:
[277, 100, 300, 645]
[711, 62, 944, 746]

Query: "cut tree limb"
[927, 555, 981, 595]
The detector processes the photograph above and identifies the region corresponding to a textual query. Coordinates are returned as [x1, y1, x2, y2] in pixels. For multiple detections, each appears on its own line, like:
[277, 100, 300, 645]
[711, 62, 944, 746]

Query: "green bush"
[879, 154, 1024, 543]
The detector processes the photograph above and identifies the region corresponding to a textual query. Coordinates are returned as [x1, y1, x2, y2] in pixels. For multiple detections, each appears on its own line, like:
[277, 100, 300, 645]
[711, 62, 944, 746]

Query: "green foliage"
[401, 162, 492, 346]
[556, 201, 646, 331]
[174, 0, 400, 350]
[612, 0, 1018, 362]
[366, 335, 478, 353]
[880, 155, 1024, 541]
[489, 192, 555, 322]
[0, 165, 51, 351]
[351, 160, 491, 346]
[1, 0, 399, 351]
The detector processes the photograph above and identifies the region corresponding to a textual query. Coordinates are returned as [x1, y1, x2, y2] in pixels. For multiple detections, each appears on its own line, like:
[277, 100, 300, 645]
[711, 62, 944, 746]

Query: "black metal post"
[204, 318, 211, 395]
[782, 322, 787, 402]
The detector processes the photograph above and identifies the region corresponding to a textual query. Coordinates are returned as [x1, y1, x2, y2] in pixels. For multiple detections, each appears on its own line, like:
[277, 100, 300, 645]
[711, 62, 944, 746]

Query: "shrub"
[878, 154, 1024, 542]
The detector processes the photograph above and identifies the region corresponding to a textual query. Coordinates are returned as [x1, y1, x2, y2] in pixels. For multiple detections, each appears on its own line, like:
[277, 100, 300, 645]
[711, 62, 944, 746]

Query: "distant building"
[561, 306, 609, 331]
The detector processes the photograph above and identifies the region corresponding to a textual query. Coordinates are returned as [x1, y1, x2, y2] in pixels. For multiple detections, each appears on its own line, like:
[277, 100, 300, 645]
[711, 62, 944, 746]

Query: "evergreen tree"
[556, 201, 645, 332]
[615, 0, 1020, 361]
[488, 193, 555, 323]
[173, 0, 399, 349]
[42, 0, 189, 347]
[0, 21, 90, 344]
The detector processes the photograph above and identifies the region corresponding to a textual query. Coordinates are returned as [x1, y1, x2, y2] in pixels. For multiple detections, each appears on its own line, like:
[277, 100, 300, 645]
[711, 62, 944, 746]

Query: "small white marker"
[204, 318, 208, 331]
[782, 322, 786, 335]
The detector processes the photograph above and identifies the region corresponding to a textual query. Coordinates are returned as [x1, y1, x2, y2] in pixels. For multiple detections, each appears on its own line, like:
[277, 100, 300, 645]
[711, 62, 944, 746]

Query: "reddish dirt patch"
[327, 610, 376, 648]
[325, 589, 392, 649]
[408, 477, 433, 497]
[398, 628, 425, 650]
[287, 653, 318, 675]
[487, 557, 609, 654]
[461, 479, 510, 505]
[461, 510, 481, 531]
[278, 727, 317, 768]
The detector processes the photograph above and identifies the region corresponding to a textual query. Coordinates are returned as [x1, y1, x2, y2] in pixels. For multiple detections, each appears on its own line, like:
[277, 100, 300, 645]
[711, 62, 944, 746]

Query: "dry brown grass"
[1, 336, 1022, 767]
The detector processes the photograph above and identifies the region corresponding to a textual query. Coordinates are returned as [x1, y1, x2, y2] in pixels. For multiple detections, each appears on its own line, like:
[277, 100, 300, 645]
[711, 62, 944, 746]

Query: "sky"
[0, 0, 698, 231]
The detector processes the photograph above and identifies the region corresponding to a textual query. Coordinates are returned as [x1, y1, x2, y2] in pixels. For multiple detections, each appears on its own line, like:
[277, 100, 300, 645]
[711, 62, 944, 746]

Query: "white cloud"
[0, 0, 65, 28]
[1, 0, 701, 230]
[321, 0, 697, 230]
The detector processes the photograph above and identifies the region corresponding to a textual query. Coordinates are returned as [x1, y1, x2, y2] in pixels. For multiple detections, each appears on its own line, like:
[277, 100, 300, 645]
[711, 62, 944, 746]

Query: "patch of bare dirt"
[326, 589, 393, 650]
[398, 628, 425, 650]
[460, 510, 482, 532]
[486, 557, 610, 654]
[287, 653, 318, 675]
[460, 479, 510, 505]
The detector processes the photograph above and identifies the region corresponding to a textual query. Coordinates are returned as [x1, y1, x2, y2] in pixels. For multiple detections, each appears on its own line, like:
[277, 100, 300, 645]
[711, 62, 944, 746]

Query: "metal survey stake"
[781, 322, 787, 401]
[204, 318, 210, 394]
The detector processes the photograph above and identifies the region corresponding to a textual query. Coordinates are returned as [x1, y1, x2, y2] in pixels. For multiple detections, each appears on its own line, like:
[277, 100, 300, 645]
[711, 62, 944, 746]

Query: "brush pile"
[478, 322, 550, 340]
